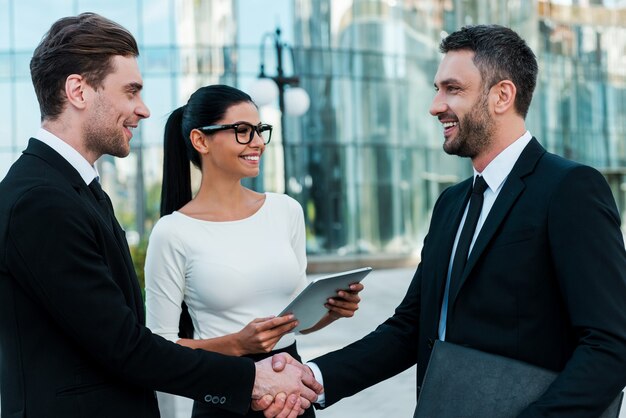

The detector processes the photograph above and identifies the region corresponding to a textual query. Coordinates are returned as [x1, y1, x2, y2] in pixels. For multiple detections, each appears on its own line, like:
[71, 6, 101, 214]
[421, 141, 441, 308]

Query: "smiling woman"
[144, 84, 365, 418]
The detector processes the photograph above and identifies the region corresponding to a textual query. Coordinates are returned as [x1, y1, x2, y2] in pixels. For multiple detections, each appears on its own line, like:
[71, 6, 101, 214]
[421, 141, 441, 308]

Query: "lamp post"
[249, 27, 310, 194]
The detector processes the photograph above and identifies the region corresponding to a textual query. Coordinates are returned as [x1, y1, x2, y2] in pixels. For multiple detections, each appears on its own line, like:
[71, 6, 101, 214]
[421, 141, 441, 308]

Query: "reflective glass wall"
[1, 0, 624, 263]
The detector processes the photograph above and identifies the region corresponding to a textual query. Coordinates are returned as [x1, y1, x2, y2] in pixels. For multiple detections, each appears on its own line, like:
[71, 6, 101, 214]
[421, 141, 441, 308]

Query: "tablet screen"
[278, 267, 372, 333]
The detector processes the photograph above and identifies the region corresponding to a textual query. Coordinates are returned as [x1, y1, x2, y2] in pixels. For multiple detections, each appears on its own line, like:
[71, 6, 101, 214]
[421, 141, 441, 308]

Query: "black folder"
[414, 340, 623, 418]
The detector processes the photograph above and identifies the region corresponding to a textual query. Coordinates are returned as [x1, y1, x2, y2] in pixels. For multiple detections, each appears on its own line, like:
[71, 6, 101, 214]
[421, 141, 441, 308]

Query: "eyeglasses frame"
[197, 122, 273, 145]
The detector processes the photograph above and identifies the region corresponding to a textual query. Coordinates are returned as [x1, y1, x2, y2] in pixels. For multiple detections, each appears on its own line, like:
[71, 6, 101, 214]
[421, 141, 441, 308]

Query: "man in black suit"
[0, 13, 320, 418]
[263, 25, 626, 417]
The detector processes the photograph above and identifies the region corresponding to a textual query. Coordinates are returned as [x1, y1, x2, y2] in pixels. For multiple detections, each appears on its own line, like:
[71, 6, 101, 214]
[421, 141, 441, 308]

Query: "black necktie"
[448, 175, 488, 298]
[89, 179, 114, 227]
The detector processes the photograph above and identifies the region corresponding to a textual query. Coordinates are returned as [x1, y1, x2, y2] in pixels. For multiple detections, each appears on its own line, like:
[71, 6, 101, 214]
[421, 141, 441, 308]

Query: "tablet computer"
[278, 267, 372, 333]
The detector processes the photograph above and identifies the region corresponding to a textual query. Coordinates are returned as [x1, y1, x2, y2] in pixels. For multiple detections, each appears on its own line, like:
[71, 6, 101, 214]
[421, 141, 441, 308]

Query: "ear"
[65, 74, 89, 110]
[491, 80, 516, 115]
[190, 129, 210, 154]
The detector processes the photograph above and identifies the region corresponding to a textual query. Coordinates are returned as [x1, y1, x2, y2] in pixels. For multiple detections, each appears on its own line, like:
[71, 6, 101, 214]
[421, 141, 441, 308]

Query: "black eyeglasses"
[197, 122, 273, 145]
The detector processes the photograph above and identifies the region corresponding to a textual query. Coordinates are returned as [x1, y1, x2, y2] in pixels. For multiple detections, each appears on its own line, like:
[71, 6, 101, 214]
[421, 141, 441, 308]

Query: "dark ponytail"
[160, 106, 195, 339]
[160, 106, 192, 217]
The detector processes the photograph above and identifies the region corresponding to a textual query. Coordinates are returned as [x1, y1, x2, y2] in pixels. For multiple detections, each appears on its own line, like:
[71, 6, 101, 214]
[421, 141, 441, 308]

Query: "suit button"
[220, 396, 226, 404]
[204, 394, 212, 403]
[212, 395, 220, 404]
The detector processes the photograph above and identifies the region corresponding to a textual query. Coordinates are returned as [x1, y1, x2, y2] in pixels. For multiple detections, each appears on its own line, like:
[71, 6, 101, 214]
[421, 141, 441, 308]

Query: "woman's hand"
[235, 315, 298, 355]
[326, 282, 364, 319]
[299, 282, 364, 334]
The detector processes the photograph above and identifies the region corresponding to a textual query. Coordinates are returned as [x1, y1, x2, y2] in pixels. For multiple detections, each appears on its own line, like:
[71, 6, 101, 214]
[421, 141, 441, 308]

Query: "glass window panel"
[14, 50, 31, 81]
[141, 75, 175, 146]
[14, 0, 74, 50]
[0, 82, 13, 149]
[0, 0, 10, 50]
[0, 52, 10, 79]
[76, 0, 139, 35]
[142, 46, 178, 76]
[14, 81, 40, 149]
[141, 0, 173, 46]
[238, 0, 293, 47]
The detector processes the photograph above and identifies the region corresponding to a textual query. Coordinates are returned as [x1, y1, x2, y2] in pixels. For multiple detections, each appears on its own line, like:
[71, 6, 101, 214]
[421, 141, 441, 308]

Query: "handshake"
[252, 353, 322, 418]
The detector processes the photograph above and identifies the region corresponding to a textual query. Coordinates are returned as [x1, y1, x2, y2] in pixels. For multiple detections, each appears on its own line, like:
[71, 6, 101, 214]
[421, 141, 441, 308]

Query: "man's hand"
[251, 353, 323, 417]
[269, 353, 315, 378]
[252, 392, 303, 418]
[252, 355, 322, 416]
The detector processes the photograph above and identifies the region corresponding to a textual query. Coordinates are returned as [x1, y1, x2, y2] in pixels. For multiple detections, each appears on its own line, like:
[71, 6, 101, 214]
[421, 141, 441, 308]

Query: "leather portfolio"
[414, 340, 623, 418]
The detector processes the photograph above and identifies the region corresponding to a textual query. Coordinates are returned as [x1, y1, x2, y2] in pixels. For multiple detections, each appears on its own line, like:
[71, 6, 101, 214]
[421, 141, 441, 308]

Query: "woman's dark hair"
[439, 24, 538, 119]
[160, 84, 253, 218]
[160, 84, 253, 339]
[30, 12, 139, 121]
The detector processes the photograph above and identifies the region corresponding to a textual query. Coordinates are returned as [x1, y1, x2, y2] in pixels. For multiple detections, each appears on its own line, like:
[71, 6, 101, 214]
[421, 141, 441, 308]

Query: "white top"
[145, 192, 307, 350]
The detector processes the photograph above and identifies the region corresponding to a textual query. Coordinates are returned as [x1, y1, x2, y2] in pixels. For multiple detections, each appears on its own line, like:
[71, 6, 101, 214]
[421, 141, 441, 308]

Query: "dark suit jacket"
[0, 139, 256, 418]
[313, 138, 626, 417]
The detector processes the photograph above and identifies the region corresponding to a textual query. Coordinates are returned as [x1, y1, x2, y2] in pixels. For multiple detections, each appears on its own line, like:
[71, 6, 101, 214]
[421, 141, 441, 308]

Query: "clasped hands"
[250, 282, 364, 417]
[252, 353, 319, 418]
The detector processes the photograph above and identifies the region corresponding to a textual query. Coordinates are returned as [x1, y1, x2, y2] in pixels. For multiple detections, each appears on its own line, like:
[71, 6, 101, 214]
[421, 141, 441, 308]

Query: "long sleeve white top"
[145, 192, 307, 351]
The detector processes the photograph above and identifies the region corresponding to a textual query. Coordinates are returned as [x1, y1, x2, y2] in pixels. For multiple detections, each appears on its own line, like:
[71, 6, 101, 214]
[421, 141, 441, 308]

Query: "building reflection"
[0, 0, 624, 266]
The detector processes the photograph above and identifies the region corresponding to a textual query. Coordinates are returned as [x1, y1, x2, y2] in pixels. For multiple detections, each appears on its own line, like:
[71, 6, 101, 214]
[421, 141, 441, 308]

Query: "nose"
[249, 129, 265, 146]
[136, 97, 150, 119]
[429, 91, 446, 116]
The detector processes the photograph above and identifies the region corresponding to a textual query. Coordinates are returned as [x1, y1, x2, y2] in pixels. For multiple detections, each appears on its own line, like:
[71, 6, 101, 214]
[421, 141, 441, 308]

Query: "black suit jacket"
[0, 139, 256, 418]
[313, 139, 626, 417]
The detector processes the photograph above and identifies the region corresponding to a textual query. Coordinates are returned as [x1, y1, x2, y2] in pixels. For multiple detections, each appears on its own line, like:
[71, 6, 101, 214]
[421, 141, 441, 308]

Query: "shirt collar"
[36, 128, 99, 185]
[474, 131, 532, 193]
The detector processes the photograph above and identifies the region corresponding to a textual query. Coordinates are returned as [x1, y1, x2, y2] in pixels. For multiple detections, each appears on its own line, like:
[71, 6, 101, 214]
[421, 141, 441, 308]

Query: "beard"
[84, 94, 131, 159]
[443, 94, 494, 159]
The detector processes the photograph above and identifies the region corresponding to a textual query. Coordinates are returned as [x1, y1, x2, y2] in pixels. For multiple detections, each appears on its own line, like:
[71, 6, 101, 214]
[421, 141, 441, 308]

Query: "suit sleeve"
[311, 259, 422, 407]
[7, 185, 255, 415]
[521, 166, 626, 417]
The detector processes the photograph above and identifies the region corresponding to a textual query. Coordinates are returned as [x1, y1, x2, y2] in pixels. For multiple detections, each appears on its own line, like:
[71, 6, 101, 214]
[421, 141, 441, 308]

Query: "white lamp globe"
[284, 87, 310, 116]
[248, 78, 279, 106]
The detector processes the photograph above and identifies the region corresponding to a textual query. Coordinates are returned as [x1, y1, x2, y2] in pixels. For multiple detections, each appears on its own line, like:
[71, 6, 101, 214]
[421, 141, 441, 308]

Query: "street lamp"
[249, 27, 310, 194]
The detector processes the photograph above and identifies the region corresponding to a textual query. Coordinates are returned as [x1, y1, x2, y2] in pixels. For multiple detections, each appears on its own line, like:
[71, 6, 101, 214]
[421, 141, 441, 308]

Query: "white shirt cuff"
[306, 361, 326, 407]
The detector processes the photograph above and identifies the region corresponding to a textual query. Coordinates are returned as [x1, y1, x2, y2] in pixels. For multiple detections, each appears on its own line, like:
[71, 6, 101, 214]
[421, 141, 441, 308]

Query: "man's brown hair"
[30, 12, 139, 121]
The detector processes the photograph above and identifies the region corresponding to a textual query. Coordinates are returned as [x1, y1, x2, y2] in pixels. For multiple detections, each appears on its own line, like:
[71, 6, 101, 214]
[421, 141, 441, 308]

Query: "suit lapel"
[24, 138, 144, 319]
[25, 138, 120, 242]
[100, 190, 146, 322]
[448, 138, 546, 307]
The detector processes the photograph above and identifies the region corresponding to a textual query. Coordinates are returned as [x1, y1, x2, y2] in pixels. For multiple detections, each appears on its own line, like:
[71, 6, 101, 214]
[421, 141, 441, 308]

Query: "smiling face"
[83, 55, 150, 159]
[430, 50, 495, 159]
[202, 101, 266, 180]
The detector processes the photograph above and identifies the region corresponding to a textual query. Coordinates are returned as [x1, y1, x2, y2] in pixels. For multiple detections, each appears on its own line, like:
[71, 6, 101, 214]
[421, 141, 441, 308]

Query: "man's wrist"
[305, 362, 326, 407]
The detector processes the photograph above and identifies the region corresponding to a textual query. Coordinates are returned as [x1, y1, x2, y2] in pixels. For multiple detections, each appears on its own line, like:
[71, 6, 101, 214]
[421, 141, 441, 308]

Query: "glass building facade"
[1, 0, 624, 264]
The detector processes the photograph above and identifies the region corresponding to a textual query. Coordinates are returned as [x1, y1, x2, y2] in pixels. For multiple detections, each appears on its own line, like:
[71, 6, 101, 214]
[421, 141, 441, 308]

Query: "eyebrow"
[231, 120, 261, 125]
[434, 78, 460, 87]
[125, 82, 143, 93]
[433, 78, 466, 89]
